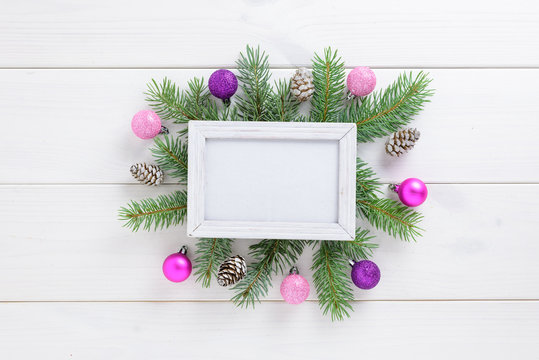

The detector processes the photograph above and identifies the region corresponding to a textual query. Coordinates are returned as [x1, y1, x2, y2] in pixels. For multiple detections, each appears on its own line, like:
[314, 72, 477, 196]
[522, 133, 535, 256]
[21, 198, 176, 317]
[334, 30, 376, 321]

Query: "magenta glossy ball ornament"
[391, 178, 428, 207]
[280, 266, 310, 305]
[350, 260, 380, 290]
[208, 69, 238, 104]
[131, 110, 167, 139]
[162, 246, 192, 283]
[347, 66, 376, 97]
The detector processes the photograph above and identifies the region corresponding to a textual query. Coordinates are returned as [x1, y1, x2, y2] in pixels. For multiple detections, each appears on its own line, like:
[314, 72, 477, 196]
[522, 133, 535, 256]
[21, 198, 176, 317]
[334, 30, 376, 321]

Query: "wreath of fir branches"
[119, 45, 434, 321]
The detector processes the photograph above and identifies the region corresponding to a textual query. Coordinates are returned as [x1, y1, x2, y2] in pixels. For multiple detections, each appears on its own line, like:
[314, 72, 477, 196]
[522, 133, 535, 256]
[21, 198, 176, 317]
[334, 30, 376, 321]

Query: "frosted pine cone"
[130, 163, 164, 186]
[217, 255, 247, 287]
[290, 67, 314, 102]
[385, 128, 421, 157]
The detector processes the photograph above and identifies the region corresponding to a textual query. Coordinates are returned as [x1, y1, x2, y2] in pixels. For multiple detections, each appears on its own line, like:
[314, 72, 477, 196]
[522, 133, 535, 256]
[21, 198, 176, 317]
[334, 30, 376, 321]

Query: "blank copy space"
[204, 139, 339, 223]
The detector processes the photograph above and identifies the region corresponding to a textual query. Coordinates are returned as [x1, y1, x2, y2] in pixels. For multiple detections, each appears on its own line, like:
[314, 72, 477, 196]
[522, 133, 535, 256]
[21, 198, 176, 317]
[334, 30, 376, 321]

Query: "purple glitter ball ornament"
[208, 69, 238, 103]
[350, 260, 380, 290]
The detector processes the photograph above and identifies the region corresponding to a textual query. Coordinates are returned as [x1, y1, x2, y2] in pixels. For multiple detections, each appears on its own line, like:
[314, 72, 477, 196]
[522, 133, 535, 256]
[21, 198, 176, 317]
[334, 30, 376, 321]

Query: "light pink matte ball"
[280, 274, 310, 304]
[131, 110, 162, 139]
[347, 66, 376, 97]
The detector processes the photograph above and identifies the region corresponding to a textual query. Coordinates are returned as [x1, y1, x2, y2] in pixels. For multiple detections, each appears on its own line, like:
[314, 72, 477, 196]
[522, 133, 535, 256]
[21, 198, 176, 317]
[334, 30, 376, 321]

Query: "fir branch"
[356, 158, 382, 200]
[342, 71, 434, 142]
[312, 241, 354, 321]
[357, 197, 423, 242]
[118, 191, 187, 231]
[235, 45, 272, 121]
[145, 77, 219, 123]
[194, 238, 233, 288]
[231, 239, 305, 307]
[310, 47, 346, 122]
[267, 79, 300, 122]
[338, 228, 378, 261]
[150, 135, 188, 184]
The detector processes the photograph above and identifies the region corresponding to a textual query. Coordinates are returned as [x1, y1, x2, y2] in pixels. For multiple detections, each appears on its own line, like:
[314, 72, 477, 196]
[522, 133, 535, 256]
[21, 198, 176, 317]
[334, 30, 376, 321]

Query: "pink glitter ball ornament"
[162, 246, 192, 283]
[131, 110, 168, 139]
[280, 266, 310, 304]
[347, 66, 376, 97]
[390, 178, 428, 207]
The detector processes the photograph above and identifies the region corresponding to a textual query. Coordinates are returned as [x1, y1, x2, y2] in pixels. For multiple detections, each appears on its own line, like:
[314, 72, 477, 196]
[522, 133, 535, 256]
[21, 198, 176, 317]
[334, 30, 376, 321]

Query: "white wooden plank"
[0, 301, 537, 359]
[1, 69, 538, 183]
[1, 184, 538, 301]
[1, 0, 538, 67]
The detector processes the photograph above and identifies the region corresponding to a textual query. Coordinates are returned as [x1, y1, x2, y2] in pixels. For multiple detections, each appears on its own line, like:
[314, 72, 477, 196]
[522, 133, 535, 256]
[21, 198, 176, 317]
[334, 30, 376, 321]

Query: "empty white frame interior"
[187, 121, 357, 241]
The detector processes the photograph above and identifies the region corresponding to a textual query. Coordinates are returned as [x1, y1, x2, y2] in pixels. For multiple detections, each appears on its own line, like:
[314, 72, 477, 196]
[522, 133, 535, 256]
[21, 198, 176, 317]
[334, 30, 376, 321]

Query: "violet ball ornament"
[208, 69, 238, 106]
[280, 266, 310, 304]
[162, 246, 192, 283]
[347, 66, 376, 98]
[131, 110, 168, 139]
[390, 178, 428, 207]
[350, 260, 380, 290]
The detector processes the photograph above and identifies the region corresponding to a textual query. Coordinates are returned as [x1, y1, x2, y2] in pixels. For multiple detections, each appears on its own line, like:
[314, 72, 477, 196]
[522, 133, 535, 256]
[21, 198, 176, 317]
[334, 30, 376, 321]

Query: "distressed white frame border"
[187, 121, 357, 241]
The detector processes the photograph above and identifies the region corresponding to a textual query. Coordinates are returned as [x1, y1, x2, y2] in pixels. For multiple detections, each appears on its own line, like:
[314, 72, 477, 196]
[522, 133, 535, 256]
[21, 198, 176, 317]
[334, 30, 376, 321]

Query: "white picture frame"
[187, 121, 357, 241]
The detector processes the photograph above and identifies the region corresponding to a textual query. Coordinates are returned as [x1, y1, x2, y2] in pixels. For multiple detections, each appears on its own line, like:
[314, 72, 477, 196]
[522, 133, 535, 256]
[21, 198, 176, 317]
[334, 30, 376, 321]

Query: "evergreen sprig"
[310, 48, 346, 122]
[118, 190, 187, 231]
[231, 239, 305, 307]
[356, 158, 382, 200]
[311, 241, 354, 321]
[235, 45, 272, 121]
[194, 238, 233, 287]
[267, 79, 301, 122]
[145, 77, 219, 123]
[355, 159, 423, 241]
[311, 230, 377, 321]
[339, 228, 378, 261]
[150, 135, 188, 184]
[357, 197, 423, 242]
[342, 71, 434, 142]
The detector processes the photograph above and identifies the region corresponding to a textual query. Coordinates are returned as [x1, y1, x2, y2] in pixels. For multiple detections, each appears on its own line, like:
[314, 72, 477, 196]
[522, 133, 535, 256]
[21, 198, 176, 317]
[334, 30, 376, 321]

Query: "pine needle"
[145, 77, 220, 123]
[357, 197, 423, 241]
[310, 47, 346, 122]
[312, 241, 354, 321]
[151, 135, 188, 184]
[231, 240, 305, 307]
[266, 79, 301, 122]
[235, 45, 272, 121]
[118, 191, 187, 231]
[194, 238, 233, 288]
[342, 71, 434, 142]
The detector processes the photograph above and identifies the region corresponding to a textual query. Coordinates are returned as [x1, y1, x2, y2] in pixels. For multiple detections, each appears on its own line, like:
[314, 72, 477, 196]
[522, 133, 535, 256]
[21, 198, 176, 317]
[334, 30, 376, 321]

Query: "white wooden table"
[1, 1, 539, 358]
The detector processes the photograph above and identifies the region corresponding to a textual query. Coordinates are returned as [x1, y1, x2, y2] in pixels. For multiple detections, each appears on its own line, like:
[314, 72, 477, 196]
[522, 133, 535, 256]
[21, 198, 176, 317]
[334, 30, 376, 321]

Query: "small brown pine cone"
[217, 255, 247, 287]
[290, 67, 314, 102]
[385, 128, 421, 157]
[130, 163, 164, 186]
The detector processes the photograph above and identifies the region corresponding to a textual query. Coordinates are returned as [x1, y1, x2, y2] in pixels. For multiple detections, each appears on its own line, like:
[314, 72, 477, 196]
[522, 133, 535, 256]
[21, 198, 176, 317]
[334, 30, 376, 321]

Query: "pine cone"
[290, 67, 314, 102]
[385, 128, 421, 157]
[130, 163, 164, 186]
[217, 255, 247, 287]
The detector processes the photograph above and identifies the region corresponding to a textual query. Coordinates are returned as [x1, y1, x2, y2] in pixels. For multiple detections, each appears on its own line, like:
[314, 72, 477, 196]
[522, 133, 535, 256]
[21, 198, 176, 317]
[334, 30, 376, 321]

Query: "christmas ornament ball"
[208, 69, 238, 100]
[162, 247, 192, 283]
[131, 110, 163, 139]
[351, 260, 380, 290]
[347, 66, 376, 97]
[396, 178, 428, 207]
[280, 269, 310, 304]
